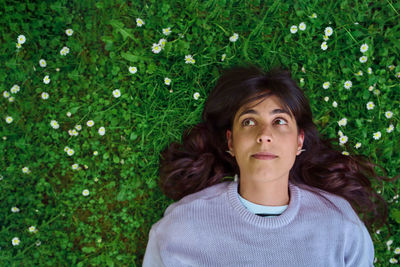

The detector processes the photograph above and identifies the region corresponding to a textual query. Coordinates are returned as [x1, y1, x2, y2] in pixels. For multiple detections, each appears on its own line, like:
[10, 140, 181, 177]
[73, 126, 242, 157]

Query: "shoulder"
[164, 181, 231, 216]
[151, 181, 231, 230]
[294, 182, 361, 225]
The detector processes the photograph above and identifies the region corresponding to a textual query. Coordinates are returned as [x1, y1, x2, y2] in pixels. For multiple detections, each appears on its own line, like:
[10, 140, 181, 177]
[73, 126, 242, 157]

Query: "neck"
[238, 176, 290, 206]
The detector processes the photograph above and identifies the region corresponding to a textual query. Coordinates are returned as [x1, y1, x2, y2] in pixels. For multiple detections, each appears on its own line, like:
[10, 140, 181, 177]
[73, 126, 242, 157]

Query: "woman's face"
[226, 95, 304, 183]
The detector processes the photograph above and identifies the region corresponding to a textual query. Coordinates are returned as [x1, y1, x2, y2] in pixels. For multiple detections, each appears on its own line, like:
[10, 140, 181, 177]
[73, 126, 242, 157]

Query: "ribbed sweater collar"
[227, 180, 301, 228]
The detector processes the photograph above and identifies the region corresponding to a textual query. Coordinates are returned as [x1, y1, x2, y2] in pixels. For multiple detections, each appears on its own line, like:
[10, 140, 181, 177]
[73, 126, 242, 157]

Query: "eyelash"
[241, 118, 288, 127]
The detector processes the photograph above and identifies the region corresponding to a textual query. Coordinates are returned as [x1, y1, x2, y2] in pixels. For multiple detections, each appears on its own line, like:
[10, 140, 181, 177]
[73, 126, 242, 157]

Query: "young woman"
[143, 65, 395, 266]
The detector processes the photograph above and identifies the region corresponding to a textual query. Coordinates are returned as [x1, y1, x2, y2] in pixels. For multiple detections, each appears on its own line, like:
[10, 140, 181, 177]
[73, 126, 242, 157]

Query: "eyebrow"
[237, 108, 292, 120]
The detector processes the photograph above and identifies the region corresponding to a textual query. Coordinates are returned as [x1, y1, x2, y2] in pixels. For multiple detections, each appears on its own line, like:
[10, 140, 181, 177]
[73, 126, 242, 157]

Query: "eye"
[274, 118, 288, 125]
[242, 118, 256, 127]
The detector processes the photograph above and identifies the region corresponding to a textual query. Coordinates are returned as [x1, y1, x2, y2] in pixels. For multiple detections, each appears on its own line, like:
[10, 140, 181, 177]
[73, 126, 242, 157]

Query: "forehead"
[236, 95, 292, 118]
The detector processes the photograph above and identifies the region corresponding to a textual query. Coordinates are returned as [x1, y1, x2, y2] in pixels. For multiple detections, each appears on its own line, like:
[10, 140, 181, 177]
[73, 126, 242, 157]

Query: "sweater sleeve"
[142, 225, 165, 267]
[344, 218, 375, 267]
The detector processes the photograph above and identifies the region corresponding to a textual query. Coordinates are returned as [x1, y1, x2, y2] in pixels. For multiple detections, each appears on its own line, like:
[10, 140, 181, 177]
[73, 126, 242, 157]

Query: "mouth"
[251, 152, 278, 160]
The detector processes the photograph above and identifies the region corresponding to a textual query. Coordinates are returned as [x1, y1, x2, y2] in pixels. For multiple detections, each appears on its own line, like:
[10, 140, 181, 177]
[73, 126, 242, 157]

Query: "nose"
[257, 126, 272, 143]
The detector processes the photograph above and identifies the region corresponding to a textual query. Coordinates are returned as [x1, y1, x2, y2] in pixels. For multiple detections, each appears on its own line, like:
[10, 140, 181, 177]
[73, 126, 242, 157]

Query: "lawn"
[1, 0, 399, 266]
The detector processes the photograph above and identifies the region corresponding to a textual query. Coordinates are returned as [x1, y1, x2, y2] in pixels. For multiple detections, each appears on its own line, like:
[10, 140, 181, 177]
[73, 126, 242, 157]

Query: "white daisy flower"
[332, 101, 338, 107]
[388, 65, 395, 71]
[338, 130, 344, 137]
[22, 167, 30, 174]
[152, 43, 162, 54]
[229, 33, 239, 42]
[324, 96, 329, 102]
[193, 92, 200, 100]
[373, 131, 381, 140]
[60, 46, 70, 56]
[299, 22, 306, 31]
[75, 125, 82, 131]
[339, 135, 348, 144]
[385, 111, 393, 119]
[360, 43, 368, 53]
[6, 116, 13, 124]
[93, 151, 98, 156]
[324, 27, 333, 36]
[164, 77, 171, 85]
[129, 66, 137, 74]
[39, 59, 47, 67]
[185, 55, 195, 64]
[3, 91, 10, 98]
[394, 247, 400, 254]
[321, 41, 328, 50]
[10, 84, 20, 94]
[98, 127, 106, 136]
[387, 124, 394, 133]
[16, 42, 22, 48]
[162, 27, 171, 36]
[82, 189, 90, 196]
[396, 72, 400, 78]
[41, 92, 49, 100]
[18, 35, 26, 44]
[221, 53, 226, 61]
[323, 35, 329, 41]
[323, 82, 330, 89]
[65, 29, 74, 36]
[8, 96, 15, 102]
[67, 148, 74, 156]
[342, 151, 349, 156]
[43, 75, 50, 84]
[390, 258, 398, 264]
[359, 56, 367, 63]
[136, 18, 145, 27]
[158, 38, 167, 48]
[367, 68, 372, 74]
[68, 129, 78, 136]
[344, 80, 352, 89]
[310, 13, 317, 18]
[67, 112, 71, 117]
[355, 70, 363, 76]
[11, 207, 20, 213]
[290, 25, 298, 34]
[338, 118, 347, 126]
[64, 146, 69, 152]
[72, 163, 79, 170]
[50, 120, 59, 129]
[112, 89, 121, 98]
[87, 120, 94, 127]
[366, 101, 375, 110]
[355, 142, 362, 149]
[12, 237, 20, 246]
[373, 89, 380, 95]
[28, 226, 36, 233]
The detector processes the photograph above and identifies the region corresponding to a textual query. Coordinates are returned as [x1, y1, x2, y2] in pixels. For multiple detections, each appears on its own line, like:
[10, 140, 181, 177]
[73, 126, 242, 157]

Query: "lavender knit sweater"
[143, 180, 374, 266]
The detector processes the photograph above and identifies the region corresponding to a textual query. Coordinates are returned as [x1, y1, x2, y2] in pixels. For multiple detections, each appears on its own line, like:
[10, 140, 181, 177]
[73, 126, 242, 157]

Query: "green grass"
[1, 0, 399, 265]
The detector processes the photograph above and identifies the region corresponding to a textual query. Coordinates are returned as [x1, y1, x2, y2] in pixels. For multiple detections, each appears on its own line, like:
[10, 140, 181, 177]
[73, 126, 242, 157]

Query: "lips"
[252, 152, 278, 160]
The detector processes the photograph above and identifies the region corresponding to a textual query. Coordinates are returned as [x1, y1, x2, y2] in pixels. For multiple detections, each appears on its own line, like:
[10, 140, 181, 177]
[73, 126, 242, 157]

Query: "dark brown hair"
[159, 64, 397, 236]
